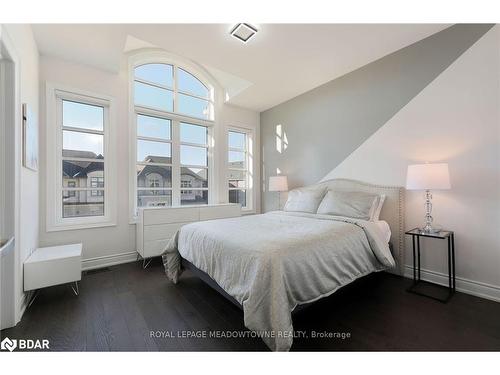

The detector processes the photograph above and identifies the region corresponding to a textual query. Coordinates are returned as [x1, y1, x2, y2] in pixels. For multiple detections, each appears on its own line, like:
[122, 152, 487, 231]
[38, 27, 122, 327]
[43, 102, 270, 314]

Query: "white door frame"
[0, 26, 22, 328]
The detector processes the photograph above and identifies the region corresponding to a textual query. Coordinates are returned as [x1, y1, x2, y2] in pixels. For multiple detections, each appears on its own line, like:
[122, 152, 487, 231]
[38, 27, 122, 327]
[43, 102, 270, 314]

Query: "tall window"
[228, 129, 253, 210]
[133, 62, 214, 212]
[61, 100, 105, 218]
[46, 85, 116, 231]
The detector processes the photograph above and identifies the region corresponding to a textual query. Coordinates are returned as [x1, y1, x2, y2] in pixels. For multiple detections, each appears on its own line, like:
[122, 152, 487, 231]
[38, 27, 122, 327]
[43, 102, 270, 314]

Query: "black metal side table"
[405, 228, 455, 303]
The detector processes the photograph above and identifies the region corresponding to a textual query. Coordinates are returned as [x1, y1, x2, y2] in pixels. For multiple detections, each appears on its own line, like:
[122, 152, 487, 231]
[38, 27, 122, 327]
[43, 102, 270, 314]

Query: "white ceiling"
[32, 24, 449, 112]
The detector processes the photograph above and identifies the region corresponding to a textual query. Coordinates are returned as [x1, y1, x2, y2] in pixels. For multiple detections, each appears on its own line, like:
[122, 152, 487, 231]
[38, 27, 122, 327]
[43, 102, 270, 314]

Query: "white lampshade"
[406, 163, 451, 190]
[269, 175, 288, 192]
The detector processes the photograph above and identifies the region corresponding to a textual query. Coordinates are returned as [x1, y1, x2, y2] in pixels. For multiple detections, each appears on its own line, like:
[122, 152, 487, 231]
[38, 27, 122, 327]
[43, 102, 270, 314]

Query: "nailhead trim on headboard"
[398, 187, 405, 275]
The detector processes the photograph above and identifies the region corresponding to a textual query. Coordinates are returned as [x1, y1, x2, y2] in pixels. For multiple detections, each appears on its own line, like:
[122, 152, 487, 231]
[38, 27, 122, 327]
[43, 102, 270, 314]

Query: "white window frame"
[46, 83, 117, 231]
[227, 126, 254, 212]
[128, 52, 218, 221]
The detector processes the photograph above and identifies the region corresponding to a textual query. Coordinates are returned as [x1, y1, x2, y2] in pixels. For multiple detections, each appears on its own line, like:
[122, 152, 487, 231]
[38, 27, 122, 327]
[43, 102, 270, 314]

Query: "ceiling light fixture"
[230, 23, 258, 43]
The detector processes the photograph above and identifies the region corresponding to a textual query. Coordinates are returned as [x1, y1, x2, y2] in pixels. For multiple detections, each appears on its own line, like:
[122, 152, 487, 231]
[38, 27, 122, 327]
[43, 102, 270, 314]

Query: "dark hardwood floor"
[2, 258, 500, 351]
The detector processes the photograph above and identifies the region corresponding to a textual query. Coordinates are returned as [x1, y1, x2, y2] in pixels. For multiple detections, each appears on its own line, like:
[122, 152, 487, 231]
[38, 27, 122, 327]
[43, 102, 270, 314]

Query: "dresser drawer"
[199, 205, 241, 221]
[143, 207, 199, 225]
[143, 239, 170, 258]
[137, 204, 241, 260]
[144, 222, 190, 241]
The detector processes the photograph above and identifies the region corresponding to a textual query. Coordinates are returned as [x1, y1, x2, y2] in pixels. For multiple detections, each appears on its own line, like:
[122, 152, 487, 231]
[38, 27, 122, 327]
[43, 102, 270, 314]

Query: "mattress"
[163, 211, 395, 351]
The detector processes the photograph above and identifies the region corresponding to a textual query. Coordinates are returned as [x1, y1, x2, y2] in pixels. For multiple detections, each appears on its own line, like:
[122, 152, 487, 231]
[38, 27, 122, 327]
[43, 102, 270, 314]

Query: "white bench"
[24, 243, 82, 296]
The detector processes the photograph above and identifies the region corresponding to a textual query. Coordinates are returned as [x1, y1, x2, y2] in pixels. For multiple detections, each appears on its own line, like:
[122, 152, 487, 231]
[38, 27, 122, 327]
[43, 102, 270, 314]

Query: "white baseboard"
[82, 251, 138, 271]
[403, 265, 500, 303]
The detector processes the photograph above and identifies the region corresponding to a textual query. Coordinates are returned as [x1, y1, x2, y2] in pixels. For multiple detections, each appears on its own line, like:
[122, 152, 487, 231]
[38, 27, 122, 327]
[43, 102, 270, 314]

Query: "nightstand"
[405, 228, 455, 303]
[24, 243, 82, 307]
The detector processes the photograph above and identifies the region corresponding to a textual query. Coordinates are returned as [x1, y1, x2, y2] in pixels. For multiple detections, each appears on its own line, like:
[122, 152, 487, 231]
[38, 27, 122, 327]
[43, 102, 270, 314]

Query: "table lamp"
[269, 175, 288, 210]
[406, 163, 451, 233]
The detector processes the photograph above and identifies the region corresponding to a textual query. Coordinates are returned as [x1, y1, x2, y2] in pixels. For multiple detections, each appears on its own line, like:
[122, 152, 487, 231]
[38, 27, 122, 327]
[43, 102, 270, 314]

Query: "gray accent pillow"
[317, 190, 379, 220]
[283, 187, 327, 213]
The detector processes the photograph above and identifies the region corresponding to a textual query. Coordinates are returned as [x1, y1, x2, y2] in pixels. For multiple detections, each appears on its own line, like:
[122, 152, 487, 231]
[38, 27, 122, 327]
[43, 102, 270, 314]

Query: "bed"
[162, 179, 405, 351]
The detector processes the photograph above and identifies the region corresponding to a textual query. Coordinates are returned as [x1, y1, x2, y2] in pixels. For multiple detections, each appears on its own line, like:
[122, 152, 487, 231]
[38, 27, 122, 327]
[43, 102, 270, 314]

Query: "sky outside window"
[63, 100, 103, 131]
[63, 130, 103, 157]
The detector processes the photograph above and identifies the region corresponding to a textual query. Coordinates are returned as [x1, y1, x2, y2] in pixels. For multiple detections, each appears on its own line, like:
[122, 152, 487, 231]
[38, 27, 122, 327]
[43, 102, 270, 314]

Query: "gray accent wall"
[260, 24, 493, 212]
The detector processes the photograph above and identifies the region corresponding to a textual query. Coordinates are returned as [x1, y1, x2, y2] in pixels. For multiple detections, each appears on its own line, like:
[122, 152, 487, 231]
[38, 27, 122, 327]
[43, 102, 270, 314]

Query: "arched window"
[134, 63, 213, 120]
[132, 59, 215, 213]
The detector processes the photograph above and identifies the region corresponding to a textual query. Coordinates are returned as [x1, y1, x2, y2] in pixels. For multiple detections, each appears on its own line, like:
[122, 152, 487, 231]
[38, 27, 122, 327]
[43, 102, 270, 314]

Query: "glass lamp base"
[421, 190, 440, 233]
[420, 225, 440, 234]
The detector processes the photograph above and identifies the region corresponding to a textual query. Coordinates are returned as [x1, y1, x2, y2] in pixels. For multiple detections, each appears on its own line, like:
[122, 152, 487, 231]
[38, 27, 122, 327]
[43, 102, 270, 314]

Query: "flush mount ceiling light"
[230, 23, 258, 43]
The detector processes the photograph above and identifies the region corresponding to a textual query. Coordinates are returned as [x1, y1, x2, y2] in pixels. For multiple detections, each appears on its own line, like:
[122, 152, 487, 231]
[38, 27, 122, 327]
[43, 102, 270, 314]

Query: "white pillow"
[369, 194, 386, 221]
[317, 190, 379, 220]
[283, 187, 327, 213]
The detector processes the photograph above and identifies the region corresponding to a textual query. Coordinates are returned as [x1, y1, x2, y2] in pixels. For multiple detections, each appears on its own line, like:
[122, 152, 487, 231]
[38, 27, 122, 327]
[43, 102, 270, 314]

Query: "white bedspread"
[162, 211, 395, 351]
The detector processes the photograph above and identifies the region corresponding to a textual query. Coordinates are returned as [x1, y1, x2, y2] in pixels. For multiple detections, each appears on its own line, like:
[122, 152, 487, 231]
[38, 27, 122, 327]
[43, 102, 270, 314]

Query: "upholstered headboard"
[311, 178, 405, 275]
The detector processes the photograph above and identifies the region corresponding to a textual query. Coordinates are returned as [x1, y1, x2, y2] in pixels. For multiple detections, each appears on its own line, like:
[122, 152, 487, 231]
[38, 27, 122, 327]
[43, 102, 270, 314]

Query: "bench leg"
[27, 290, 39, 308]
[71, 281, 79, 296]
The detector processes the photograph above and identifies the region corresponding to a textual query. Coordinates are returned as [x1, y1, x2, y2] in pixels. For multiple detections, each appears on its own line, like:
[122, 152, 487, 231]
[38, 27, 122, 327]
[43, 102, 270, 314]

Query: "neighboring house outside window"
[180, 179, 193, 195]
[64, 181, 76, 198]
[90, 176, 104, 197]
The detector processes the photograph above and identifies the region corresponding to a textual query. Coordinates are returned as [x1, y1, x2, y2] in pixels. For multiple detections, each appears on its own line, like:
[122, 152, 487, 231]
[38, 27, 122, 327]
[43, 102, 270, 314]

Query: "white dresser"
[136, 203, 241, 260]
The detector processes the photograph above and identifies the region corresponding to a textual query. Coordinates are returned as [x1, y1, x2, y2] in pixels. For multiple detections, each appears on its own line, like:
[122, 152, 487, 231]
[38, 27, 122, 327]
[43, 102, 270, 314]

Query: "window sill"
[46, 220, 117, 233]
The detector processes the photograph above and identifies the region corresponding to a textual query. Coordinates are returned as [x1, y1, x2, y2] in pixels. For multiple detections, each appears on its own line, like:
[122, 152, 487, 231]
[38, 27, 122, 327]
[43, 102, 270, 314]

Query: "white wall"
[39, 56, 135, 268]
[1, 24, 40, 321]
[324, 27, 500, 301]
[38, 55, 260, 268]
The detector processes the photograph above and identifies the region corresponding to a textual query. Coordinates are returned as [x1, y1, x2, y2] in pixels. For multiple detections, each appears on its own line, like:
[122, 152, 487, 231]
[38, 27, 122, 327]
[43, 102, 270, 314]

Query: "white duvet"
[162, 211, 395, 351]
